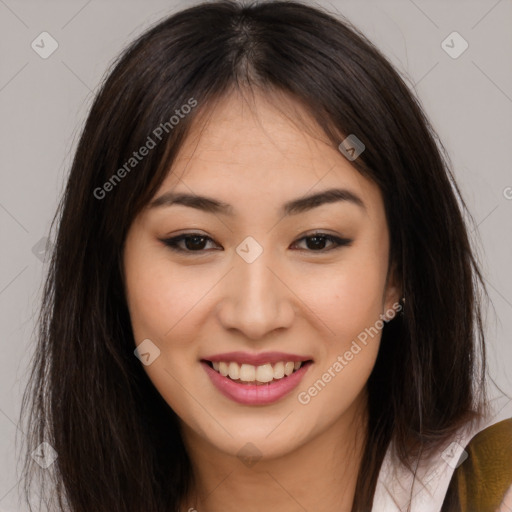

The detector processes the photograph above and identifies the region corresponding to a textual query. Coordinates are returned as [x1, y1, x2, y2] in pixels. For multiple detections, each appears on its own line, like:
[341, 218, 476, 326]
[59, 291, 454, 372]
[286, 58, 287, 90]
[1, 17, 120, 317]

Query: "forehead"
[156, 90, 383, 220]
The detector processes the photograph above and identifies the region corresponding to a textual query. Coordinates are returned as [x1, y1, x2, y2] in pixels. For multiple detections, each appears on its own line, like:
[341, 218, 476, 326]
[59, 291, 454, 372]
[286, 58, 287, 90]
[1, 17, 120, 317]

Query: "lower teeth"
[227, 371, 297, 385]
[231, 379, 273, 385]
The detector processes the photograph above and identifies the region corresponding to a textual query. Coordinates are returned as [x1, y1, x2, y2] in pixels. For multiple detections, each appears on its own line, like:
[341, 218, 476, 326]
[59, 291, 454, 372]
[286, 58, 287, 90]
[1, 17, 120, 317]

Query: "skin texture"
[123, 89, 401, 512]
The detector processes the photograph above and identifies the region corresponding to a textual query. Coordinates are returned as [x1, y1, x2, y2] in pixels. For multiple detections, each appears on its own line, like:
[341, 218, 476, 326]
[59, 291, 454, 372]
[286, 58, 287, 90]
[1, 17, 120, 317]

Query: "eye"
[159, 232, 352, 254]
[160, 233, 219, 253]
[291, 233, 353, 252]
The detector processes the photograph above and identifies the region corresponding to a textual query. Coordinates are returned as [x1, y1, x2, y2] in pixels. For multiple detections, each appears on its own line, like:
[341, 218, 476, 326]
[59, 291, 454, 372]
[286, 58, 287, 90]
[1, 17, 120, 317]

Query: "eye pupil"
[306, 236, 328, 250]
[185, 236, 207, 250]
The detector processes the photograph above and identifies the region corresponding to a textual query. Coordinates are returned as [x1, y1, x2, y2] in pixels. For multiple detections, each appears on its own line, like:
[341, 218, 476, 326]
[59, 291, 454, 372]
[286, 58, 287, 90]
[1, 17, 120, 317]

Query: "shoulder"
[442, 417, 512, 512]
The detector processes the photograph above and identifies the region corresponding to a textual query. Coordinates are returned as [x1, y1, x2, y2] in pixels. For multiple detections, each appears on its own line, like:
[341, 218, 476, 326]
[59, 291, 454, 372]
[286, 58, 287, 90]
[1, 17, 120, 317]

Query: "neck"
[179, 390, 369, 512]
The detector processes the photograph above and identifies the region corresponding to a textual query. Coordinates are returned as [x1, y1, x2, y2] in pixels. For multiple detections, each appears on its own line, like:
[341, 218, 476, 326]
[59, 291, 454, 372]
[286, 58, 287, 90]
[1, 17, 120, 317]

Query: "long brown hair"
[20, 1, 489, 510]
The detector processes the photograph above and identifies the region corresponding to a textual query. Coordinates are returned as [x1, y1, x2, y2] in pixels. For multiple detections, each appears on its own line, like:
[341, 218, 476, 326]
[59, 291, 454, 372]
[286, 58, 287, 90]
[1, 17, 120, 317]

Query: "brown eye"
[291, 233, 353, 252]
[160, 234, 219, 252]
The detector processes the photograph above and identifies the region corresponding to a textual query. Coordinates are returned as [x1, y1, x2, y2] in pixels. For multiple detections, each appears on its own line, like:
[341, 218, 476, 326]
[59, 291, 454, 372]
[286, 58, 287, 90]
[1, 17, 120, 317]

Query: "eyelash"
[160, 232, 353, 254]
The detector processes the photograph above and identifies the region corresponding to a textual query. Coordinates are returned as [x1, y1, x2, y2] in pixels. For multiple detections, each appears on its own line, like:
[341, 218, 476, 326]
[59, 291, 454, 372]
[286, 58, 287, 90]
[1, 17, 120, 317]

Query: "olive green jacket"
[441, 418, 512, 512]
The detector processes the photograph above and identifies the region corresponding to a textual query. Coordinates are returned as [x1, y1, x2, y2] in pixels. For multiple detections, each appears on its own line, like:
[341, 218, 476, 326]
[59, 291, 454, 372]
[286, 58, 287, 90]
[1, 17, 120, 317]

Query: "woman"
[20, 1, 512, 511]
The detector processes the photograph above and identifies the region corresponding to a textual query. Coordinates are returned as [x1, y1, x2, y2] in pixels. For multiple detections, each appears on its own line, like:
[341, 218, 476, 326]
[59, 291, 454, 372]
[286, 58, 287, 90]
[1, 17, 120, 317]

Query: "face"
[123, 90, 400, 461]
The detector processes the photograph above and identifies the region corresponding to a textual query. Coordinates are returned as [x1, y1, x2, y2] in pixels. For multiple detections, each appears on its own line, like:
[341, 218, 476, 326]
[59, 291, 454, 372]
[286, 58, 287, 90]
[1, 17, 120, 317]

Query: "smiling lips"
[201, 351, 313, 405]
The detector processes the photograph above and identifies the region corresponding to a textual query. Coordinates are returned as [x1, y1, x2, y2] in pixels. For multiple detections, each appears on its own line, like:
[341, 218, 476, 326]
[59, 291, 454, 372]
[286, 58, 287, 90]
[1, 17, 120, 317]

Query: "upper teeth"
[212, 361, 303, 382]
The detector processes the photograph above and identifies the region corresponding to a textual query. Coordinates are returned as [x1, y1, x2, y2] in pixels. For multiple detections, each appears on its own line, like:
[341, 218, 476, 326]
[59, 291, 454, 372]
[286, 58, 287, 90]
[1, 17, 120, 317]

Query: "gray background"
[1, 0, 511, 510]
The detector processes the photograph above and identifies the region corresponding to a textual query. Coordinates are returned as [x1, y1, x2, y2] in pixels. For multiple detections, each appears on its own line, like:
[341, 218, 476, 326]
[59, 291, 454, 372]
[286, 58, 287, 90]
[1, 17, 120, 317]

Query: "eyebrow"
[147, 187, 366, 216]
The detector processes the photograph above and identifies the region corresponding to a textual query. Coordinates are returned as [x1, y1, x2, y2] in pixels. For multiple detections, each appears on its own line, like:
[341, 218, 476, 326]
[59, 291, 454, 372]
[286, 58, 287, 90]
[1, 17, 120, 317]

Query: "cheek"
[124, 251, 208, 423]
[298, 248, 387, 407]
[305, 252, 388, 339]
[297, 265, 385, 414]
[124, 250, 209, 344]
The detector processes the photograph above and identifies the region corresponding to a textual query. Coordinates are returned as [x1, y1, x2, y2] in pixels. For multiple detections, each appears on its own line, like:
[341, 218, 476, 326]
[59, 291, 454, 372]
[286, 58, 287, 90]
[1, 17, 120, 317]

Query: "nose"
[216, 250, 295, 340]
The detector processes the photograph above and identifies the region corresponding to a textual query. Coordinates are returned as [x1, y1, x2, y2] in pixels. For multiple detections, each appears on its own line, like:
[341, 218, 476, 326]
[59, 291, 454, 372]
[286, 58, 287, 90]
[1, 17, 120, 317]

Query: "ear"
[382, 259, 402, 319]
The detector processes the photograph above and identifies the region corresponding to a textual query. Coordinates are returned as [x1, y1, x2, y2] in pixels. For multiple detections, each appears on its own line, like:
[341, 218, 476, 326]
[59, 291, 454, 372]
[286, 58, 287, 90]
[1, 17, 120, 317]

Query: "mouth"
[202, 359, 313, 385]
[200, 358, 314, 405]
